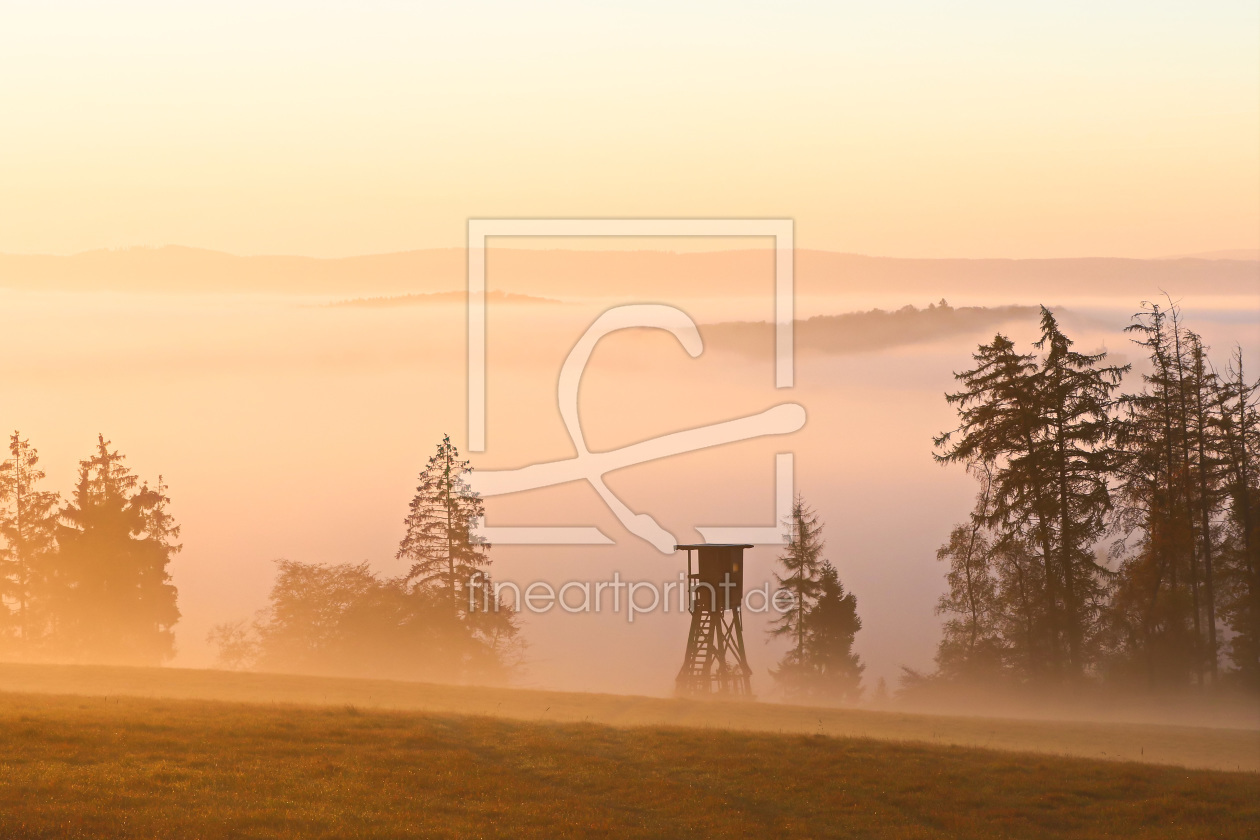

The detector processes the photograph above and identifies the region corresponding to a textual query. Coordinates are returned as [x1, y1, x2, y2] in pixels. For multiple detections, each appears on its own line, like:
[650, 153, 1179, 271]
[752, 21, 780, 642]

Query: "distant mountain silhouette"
[1, 245, 1256, 299]
[325, 290, 561, 307]
[1160, 249, 1260, 261]
[704, 303, 1042, 356]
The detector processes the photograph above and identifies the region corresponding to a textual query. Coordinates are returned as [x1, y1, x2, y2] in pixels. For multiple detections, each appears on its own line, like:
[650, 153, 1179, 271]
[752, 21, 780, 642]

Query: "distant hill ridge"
[1162, 249, 1260, 261]
[325, 289, 561, 307]
[705, 302, 1043, 356]
[1, 245, 1256, 298]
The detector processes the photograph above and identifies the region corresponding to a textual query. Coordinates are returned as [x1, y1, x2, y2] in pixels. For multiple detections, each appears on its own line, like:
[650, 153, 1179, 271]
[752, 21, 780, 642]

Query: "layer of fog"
[1, 285, 1256, 720]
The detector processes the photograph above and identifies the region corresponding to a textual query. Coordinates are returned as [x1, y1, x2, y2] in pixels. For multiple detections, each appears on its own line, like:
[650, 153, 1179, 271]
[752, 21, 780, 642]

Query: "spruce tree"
[935, 330, 1062, 674]
[937, 310, 1125, 679]
[51, 435, 181, 663]
[807, 560, 865, 701]
[1032, 307, 1127, 672]
[769, 496, 826, 697]
[0, 433, 62, 651]
[397, 435, 490, 614]
[396, 435, 519, 677]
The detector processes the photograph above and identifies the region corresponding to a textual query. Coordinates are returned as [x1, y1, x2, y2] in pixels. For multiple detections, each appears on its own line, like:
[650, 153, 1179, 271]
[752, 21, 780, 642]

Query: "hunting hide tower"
[674, 543, 753, 696]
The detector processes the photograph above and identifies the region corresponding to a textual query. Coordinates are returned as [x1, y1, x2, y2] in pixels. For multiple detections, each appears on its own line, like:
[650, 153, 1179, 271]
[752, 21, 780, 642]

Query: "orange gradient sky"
[1, 2, 1257, 259]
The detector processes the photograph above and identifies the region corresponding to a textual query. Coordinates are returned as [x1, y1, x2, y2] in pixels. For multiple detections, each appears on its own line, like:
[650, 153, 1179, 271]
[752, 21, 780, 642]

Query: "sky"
[1, 1, 1257, 259]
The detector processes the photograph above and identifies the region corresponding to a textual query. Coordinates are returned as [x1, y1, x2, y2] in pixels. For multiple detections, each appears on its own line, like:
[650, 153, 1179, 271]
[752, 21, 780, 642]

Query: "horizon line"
[2, 244, 1258, 263]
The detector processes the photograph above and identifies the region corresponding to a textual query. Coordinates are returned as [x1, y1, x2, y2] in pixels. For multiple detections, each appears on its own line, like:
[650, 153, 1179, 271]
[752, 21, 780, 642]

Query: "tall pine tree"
[397, 434, 518, 674]
[769, 496, 825, 696]
[397, 435, 490, 612]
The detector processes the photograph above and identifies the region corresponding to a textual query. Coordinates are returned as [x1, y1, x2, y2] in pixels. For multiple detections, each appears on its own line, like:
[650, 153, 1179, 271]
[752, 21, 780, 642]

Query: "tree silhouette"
[770, 497, 864, 700]
[1216, 348, 1260, 687]
[1109, 302, 1234, 686]
[936, 308, 1125, 679]
[249, 560, 466, 678]
[396, 435, 518, 674]
[0, 432, 62, 651]
[934, 461, 1005, 679]
[1033, 307, 1127, 671]
[807, 560, 865, 701]
[51, 435, 180, 664]
[931, 301, 1259, 692]
[211, 558, 519, 681]
[935, 330, 1058, 676]
[769, 496, 825, 696]
[398, 435, 489, 614]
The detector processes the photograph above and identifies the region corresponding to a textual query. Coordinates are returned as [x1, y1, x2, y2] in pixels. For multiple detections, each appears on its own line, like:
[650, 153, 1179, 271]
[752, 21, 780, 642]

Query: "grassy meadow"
[2, 663, 1257, 773]
[1, 690, 1258, 839]
[0, 665, 1257, 838]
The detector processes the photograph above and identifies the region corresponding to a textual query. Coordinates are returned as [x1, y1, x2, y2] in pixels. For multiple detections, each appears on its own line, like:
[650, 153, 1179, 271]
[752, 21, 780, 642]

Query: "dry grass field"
[1, 689, 1258, 839]
[1, 663, 1256, 773]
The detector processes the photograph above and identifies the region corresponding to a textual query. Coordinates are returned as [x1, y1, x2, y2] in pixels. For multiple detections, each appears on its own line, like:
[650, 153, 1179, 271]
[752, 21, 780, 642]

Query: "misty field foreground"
[2, 663, 1258, 774]
[1, 692, 1257, 840]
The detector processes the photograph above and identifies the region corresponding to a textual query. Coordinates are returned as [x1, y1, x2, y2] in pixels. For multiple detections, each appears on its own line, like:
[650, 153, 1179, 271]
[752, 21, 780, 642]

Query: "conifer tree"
[397, 435, 490, 615]
[396, 435, 519, 676]
[1110, 303, 1226, 685]
[51, 435, 180, 663]
[1185, 331, 1224, 679]
[935, 331, 1059, 672]
[769, 496, 825, 696]
[807, 560, 865, 701]
[1216, 349, 1260, 685]
[1032, 307, 1128, 671]
[769, 499, 864, 700]
[0, 433, 62, 650]
[936, 329, 1069, 675]
[937, 310, 1125, 678]
[933, 300, 1255, 693]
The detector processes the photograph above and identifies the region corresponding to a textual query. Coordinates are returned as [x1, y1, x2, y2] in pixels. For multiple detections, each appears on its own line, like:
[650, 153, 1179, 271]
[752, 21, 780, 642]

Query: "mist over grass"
[4, 663, 1257, 772]
[1, 684, 1256, 839]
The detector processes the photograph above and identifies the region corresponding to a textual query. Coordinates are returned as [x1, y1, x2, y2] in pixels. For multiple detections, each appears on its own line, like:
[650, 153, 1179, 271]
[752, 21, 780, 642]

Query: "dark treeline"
[0, 434, 180, 664]
[923, 303, 1259, 694]
[0, 431, 518, 680]
[208, 435, 520, 682]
